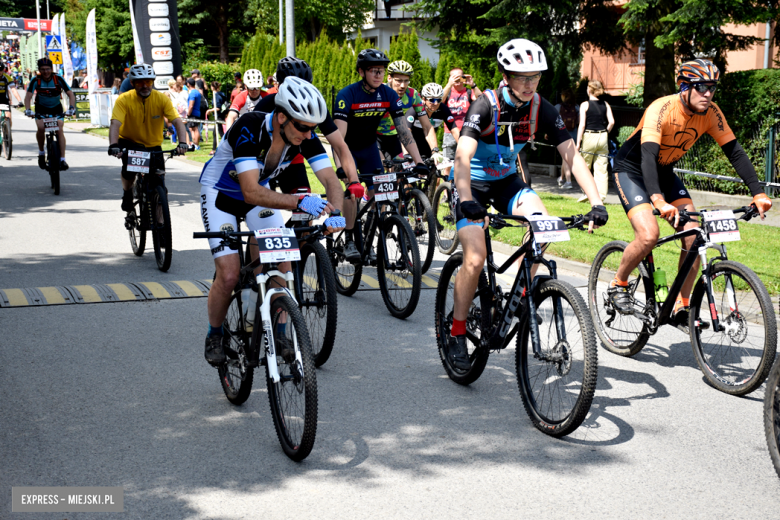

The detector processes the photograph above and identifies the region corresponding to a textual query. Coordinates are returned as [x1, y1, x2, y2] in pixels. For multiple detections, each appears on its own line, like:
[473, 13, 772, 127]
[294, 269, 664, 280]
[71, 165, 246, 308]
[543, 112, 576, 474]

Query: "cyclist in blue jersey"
[24, 58, 77, 170]
[332, 49, 430, 260]
[445, 39, 609, 371]
[198, 77, 346, 366]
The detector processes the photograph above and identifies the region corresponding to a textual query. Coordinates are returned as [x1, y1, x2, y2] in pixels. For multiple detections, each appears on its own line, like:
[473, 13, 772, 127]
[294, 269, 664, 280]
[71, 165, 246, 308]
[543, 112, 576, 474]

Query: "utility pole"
[46, 0, 50, 20]
[285, 0, 295, 57]
[35, 0, 43, 58]
[279, 0, 284, 45]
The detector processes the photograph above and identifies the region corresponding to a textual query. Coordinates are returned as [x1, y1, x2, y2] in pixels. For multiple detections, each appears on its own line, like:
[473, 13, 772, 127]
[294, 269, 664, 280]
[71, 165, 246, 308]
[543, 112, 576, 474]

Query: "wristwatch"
[432, 147, 440, 153]
[331, 209, 342, 217]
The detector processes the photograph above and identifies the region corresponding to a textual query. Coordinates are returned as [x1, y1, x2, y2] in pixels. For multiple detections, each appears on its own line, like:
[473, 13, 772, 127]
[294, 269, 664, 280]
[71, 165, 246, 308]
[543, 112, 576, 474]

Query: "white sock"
[60, 157, 66, 162]
[39, 150, 45, 155]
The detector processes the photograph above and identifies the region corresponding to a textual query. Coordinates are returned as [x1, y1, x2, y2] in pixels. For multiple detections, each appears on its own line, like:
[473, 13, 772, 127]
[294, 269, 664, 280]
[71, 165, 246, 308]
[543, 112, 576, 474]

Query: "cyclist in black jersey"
[332, 49, 430, 260]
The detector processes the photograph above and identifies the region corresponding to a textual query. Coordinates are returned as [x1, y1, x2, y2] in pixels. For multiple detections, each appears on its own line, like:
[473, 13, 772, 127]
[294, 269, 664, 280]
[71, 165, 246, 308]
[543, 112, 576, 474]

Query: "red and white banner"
[24, 19, 53, 32]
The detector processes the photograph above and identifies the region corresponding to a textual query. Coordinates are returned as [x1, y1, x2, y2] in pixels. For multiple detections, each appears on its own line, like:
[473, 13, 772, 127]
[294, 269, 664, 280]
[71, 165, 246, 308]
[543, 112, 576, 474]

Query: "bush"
[616, 126, 635, 147]
[197, 61, 241, 93]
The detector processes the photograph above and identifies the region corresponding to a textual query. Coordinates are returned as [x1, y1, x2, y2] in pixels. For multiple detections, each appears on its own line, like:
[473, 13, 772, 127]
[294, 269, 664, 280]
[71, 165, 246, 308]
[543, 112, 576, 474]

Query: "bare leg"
[208, 254, 241, 327]
[615, 208, 660, 282]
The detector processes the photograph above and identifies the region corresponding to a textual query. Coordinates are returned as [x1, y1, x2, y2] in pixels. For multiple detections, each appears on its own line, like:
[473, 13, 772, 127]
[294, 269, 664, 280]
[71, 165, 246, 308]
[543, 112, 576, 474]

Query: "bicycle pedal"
[695, 320, 711, 331]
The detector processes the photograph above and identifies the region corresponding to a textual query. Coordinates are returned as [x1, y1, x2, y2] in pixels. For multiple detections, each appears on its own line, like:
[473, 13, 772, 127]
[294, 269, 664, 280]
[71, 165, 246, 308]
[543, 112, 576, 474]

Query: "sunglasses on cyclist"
[691, 83, 717, 94]
[427, 98, 442, 104]
[290, 119, 317, 133]
[134, 79, 154, 87]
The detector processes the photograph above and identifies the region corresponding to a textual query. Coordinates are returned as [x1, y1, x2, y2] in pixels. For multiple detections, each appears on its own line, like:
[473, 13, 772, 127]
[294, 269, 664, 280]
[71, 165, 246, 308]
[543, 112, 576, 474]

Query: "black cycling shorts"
[119, 138, 164, 181]
[613, 169, 692, 219]
[453, 175, 536, 231]
[35, 104, 64, 120]
[376, 133, 401, 161]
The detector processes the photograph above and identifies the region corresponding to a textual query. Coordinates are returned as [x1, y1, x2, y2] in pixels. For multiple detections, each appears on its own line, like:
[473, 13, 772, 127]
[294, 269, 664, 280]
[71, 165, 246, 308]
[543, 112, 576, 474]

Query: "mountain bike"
[434, 210, 598, 437]
[121, 148, 179, 272]
[194, 224, 321, 461]
[0, 104, 11, 160]
[384, 157, 436, 274]
[430, 160, 459, 254]
[328, 170, 422, 319]
[587, 205, 776, 396]
[37, 115, 62, 195]
[764, 358, 780, 479]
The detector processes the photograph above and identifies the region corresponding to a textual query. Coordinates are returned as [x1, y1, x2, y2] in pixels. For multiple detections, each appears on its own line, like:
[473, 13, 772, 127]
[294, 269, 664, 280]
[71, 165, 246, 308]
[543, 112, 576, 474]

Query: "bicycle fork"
[255, 270, 302, 384]
[697, 244, 729, 333]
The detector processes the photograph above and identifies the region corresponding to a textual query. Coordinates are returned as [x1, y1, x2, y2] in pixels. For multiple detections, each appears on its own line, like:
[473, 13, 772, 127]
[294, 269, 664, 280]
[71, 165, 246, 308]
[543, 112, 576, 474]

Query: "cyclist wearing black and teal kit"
[332, 49, 430, 258]
[446, 38, 608, 371]
[24, 58, 76, 170]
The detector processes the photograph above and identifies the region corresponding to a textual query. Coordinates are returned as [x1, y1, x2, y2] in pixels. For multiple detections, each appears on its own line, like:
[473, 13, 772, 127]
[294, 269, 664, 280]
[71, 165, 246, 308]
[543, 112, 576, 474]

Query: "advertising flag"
[130, 0, 182, 89]
[129, 0, 145, 64]
[86, 9, 99, 94]
[60, 14, 74, 85]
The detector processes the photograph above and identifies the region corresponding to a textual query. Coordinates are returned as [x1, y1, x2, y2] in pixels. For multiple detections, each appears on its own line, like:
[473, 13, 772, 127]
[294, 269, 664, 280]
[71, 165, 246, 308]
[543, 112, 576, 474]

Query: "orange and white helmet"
[676, 59, 720, 87]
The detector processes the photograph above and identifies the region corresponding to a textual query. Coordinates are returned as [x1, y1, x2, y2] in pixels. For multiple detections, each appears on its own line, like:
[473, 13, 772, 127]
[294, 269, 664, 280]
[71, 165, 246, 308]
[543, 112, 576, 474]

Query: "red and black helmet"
[676, 59, 720, 87]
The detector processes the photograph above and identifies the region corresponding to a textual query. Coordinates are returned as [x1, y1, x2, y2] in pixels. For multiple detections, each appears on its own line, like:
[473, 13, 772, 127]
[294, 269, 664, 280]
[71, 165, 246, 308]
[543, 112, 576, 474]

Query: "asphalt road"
[1, 113, 778, 519]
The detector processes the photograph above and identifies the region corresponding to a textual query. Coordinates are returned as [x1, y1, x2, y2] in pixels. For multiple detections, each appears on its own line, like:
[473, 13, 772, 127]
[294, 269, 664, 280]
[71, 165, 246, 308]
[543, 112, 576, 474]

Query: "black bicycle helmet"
[37, 57, 53, 68]
[356, 48, 389, 71]
[276, 56, 313, 84]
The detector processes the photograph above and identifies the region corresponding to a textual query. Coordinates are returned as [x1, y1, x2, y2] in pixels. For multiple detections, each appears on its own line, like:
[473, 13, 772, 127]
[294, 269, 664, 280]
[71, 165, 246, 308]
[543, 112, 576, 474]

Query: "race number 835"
[264, 237, 292, 250]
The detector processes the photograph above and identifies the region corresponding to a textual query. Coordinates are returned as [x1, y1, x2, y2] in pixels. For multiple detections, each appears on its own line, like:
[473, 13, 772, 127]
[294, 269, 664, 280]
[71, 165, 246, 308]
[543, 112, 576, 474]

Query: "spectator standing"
[554, 88, 579, 189]
[177, 75, 188, 94]
[440, 67, 481, 179]
[229, 72, 244, 104]
[576, 80, 614, 201]
[111, 77, 121, 95]
[191, 69, 201, 80]
[186, 77, 202, 150]
[204, 81, 227, 154]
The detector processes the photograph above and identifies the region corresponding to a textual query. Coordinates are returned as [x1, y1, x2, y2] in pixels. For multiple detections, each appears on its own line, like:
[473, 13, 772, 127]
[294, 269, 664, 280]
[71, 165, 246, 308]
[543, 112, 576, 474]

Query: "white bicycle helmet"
[421, 82, 444, 98]
[128, 63, 156, 81]
[275, 76, 327, 125]
[243, 69, 264, 89]
[497, 39, 547, 73]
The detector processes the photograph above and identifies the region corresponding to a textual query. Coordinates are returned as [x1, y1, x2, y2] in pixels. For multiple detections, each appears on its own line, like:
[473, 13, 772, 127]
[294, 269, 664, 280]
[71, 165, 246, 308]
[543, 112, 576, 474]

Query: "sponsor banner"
[24, 19, 53, 31]
[154, 76, 174, 89]
[151, 46, 172, 61]
[148, 18, 170, 31]
[72, 89, 91, 119]
[129, 0, 145, 64]
[0, 18, 25, 30]
[60, 15, 73, 86]
[51, 14, 59, 35]
[86, 8, 99, 94]
[132, 0, 182, 89]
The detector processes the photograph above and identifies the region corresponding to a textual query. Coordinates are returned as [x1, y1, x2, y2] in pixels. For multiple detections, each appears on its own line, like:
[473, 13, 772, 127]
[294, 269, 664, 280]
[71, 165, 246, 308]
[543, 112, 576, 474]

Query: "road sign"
[48, 51, 63, 65]
[45, 35, 62, 51]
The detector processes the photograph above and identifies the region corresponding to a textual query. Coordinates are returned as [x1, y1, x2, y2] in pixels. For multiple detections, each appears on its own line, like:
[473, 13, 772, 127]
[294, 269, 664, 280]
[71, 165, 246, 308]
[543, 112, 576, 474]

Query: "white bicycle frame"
[256, 269, 301, 384]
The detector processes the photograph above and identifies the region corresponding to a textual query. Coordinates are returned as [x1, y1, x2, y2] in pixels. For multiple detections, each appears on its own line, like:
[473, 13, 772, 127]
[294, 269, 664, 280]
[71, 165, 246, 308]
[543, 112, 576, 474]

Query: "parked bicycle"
[587, 205, 776, 396]
[764, 358, 780, 479]
[434, 209, 598, 437]
[328, 170, 422, 319]
[0, 104, 12, 160]
[194, 224, 321, 461]
[120, 148, 178, 272]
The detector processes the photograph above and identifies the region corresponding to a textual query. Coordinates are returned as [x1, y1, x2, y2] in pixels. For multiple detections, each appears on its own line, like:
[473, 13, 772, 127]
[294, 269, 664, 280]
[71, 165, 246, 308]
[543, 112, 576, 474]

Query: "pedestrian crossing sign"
[48, 51, 63, 65]
[45, 35, 62, 51]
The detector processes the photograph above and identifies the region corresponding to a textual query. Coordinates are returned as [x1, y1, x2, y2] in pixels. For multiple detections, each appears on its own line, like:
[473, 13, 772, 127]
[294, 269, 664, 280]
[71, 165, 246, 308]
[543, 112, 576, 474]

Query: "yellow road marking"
[303, 275, 319, 289]
[138, 282, 171, 299]
[72, 285, 101, 303]
[385, 273, 412, 288]
[172, 280, 204, 297]
[338, 275, 351, 287]
[39, 286, 66, 305]
[108, 283, 138, 301]
[362, 275, 380, 289]
[4, 289, 28, 306]
[421, 275, 439, 288]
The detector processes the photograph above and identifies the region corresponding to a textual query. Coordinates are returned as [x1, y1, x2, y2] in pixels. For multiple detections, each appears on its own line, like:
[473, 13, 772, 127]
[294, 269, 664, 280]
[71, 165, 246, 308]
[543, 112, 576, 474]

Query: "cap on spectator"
[191, 69, 201, 75]
[234, 72, 242, 79]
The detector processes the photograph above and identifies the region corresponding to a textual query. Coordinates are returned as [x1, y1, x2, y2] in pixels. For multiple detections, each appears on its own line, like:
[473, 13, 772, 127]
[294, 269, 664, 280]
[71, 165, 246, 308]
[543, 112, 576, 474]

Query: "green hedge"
[196, 61, 241, 93]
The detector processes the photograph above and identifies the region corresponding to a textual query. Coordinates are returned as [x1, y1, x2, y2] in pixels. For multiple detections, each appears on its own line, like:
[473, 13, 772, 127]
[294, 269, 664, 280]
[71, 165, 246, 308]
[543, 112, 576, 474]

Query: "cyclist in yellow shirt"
[0, 62, 22, 126]
[108, 64, 188, 211]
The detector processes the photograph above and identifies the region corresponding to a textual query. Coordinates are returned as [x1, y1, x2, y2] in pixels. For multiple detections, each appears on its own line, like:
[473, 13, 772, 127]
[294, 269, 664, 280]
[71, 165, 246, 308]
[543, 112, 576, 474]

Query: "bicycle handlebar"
[651, 204, 759, 224]
[489, 213, 590, 230]
[193, 224, 329, 241]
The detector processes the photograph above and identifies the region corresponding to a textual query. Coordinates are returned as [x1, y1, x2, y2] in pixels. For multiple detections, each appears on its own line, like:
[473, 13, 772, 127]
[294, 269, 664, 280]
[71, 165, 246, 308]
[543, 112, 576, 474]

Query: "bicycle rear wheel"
[218, 290, 254, 405]
[150, 185, 173, 272]
[128, 205, 146, 256]
[377, 214, 422, 319]
[266, 295, 318, 461]
[434, 252, 491, 385]
[587, 240, 653, 357]
[299, 241, 338, 367]
[433, 183, 459, 255]
[47, 138, 60, 195]
[328, 230, 362, 296]
[516, 279, 598, 437]
[690, 260, 776, 396]
[2, 119, 11, 160]
[403, 188, 436, 274]
[764, 360, 780, 478]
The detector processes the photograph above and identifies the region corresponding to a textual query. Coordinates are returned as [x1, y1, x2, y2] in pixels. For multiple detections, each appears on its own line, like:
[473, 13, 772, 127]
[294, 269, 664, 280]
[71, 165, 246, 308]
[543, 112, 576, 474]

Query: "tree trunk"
[216, 2, 229, 63]
[641, 26, 676, 106]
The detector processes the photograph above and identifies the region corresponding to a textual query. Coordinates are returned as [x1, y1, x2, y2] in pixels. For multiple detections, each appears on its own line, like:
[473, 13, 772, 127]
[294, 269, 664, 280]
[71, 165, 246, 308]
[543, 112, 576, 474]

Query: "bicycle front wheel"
[764, 360, 780, 478]
[690, 260, 776, 396]
[516, 279, 598, 437]
[266, 295, 318, 461]
[403, 188, 436, 274]
[299, 241, 338, 367]
[377, 214, 422, 319]
[128, 204, 146, 256]
[2, 118, 11, 160]
[433, 183, 459, 255]
[588, 240, 653, 357]
[48, 139, 60, 195]
[218, 290, 254, 405]
[328, 230, 362, 296]
[150, 185, 173, 272]
[434, 252, 491, 385]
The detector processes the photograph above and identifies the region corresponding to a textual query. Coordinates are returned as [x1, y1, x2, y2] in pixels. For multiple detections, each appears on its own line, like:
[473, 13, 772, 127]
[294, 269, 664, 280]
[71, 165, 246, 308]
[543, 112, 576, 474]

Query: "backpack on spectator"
[559, 102, 578, 131]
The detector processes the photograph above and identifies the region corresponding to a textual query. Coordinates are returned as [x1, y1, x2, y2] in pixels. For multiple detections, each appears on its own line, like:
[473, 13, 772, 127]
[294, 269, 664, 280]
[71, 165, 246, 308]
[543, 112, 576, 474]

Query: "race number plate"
[42, 118, 59, 130]
[373, 173, 399, 201]
[127, 150, 152, 174]
[527, 216, 570, 243]
[291, 193, 321, 221]
[702, 210, 740, 243]
[402, 161, 414, 170]
[254, 227, 301, 263]
[437, 159, 453, 171]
